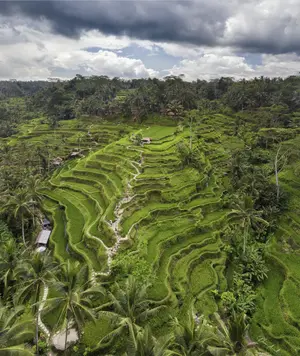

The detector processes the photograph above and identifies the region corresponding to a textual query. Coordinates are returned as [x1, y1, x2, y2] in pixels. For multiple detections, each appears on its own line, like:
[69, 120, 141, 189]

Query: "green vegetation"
[1, 75, 300, 354]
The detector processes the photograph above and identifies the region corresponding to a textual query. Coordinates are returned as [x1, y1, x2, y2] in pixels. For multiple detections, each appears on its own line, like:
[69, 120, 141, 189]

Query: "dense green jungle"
[1, 75, 300, 355]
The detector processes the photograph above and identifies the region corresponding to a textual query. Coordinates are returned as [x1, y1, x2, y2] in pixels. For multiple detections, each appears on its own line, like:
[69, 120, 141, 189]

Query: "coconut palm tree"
[24, 175, 44, 227]
[128, 325, 173, 356]
[2, 190, 33, 246]
[0, 219, 13, 244]
[25, 175, 44, 207]
[206, 313, 236, 355]
[164, 100, 184, 122]
[0, 301, 35, 355]
[45, 261, 105, 352]
[1, 189, 35, 246]
[228, 196, 269, 254]
[0, 239, 28, 298]
[15, 252, 59, 356]
[99, 276, 164, 351]
[168, 308, 217, 356]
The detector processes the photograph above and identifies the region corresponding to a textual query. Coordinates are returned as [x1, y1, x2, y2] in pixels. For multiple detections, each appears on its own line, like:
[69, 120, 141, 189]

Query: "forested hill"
[2, 75, 300, 130]
[0, 80, 50, 99]
[24, 75, 300, 122]
[1, 75, 300, 355]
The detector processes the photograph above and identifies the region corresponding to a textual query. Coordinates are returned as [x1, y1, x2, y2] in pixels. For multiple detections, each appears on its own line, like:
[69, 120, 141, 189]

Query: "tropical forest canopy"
[1, 74, 300, 355]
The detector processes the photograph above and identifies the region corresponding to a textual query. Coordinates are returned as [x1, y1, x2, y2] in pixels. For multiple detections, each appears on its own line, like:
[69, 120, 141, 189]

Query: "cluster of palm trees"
[0, 299, 35, 355]
[0, 244, 104, 355]
[94, 276, 264, 356]
[0, 175, 44, 245]
[0, 242, 48, 354]
[0, 235, 266, 356]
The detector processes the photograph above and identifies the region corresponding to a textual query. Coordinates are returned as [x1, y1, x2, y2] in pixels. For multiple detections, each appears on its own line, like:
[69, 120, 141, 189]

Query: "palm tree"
[25, 175, 44, 207]
[1, 189, 35, 245]
[15, 252, 58, 355]
[228, 196, 269, 254]
[130, 325, 172, 356]
[0, 239, 28, 298]
[168, 308, 217, 356]
[207, 312, 267, 355]
[164, 100, 184, 121]
[207, 313, 236, 355]
[0, 301, 35, 355]
[99, 276, 164, 351]
[45, 261, 105, 352]
[0, 219, 13, 244]
[24, 175, 44, 227]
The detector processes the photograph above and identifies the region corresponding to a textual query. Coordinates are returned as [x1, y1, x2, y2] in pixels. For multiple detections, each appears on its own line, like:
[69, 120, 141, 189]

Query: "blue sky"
[85, 44, 183, 76]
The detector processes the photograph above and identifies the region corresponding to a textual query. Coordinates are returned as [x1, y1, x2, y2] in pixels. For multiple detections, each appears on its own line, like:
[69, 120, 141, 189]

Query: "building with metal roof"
[141, 137, 151, 144]
[36, 230, 51, 245]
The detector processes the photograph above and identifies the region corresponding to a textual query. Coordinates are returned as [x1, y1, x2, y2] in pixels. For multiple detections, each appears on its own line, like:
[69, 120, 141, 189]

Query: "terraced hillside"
[251, 135, 300, 355]
[9, 113, 300, 351]
[7, 117, 129, 154]
[30, 114, 247, 339]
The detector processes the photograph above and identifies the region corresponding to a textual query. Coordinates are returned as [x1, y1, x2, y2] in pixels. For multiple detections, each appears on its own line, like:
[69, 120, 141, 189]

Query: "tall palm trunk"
[35, 284, 40, 356]
[274, 146, 280, 202]
[189, 116, 193, 150]
[21, 215, 26, 246]
[64, 314, 69, 354]
[243, 224, 249, 255]
[243, 229, 247, 255]
[35, 311, 39, 356]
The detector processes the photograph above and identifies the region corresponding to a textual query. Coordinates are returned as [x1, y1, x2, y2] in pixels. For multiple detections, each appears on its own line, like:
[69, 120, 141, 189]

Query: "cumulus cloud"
[1, 0, 300, 54]
[1, 1, 300, 80]
[0, 17, 157, 80]
[168, 52, 254, 81]
[167, 50, 300, 81]
[223, 0, 300, 53]
[53, 49, 158, 78]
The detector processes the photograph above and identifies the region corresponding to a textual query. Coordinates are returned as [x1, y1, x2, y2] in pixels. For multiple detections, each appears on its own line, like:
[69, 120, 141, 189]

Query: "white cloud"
[254, 53, 300, 77]
[0, 17, 157, 80]
[167, 50, 300, 81]
[53, 49, 158, 78]
[223, 0, 300, 52]
[168, 52, 254, 80]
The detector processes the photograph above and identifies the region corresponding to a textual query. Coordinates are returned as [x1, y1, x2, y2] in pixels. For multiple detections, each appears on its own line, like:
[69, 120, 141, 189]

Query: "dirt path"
[38, 283, 51, 339]
[96, 146, 143, 276]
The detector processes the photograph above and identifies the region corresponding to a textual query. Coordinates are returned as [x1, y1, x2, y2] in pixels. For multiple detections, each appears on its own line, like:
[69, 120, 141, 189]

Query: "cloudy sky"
[1, 0, 300, 81]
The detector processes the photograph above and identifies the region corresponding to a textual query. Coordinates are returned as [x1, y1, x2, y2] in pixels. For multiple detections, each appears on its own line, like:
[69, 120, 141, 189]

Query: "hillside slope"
[4, 113, 300, 353]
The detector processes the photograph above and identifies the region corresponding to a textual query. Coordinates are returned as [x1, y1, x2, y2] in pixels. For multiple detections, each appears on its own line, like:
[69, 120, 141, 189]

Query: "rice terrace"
[1, 75, 300, 355]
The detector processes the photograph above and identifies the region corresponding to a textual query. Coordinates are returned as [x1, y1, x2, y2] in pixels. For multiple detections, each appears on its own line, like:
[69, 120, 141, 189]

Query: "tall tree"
[46, 261, 104, 352]
[228, 196, 269, 254]
[131, 325, 172, 356]
[273, 144, 290, 202]
[99, 276, 164, 351]
[169, 309, 216, 356]
[0, 301, 34, 355]
[15, 252, 58, 355]
[0, 239, 27, 298]
[1, 190, 35, 245]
